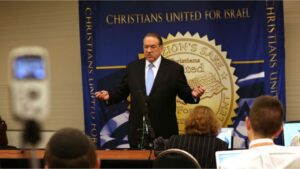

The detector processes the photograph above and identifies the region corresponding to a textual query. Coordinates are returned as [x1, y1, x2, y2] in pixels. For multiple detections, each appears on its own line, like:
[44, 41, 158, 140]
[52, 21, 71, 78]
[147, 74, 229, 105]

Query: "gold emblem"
[162, 32, 239, 134]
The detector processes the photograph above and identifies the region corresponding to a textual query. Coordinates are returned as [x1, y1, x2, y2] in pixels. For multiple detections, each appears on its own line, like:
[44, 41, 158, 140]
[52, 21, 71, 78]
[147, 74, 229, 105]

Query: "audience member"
[0, 116, 8, 148]
[0, 116, 17, 149]
[44, 128, 99, 168]
[167, 105, 228, 168]
[220, 95, 300, 169]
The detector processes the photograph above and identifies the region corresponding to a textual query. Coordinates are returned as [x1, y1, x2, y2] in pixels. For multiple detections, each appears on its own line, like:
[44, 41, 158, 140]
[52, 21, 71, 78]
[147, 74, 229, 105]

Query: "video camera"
[8, 46, 50, 122]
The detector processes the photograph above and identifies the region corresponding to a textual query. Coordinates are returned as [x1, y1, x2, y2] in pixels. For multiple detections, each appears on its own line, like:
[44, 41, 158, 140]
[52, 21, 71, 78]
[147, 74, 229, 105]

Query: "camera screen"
[14, 55, 46, 80]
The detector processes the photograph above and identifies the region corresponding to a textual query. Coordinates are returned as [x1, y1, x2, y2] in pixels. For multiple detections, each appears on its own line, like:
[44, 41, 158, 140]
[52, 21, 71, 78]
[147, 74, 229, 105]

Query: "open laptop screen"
[283, 121, 300, 146]
[217, 127, 234, 149]
[215, 150, 245, 169]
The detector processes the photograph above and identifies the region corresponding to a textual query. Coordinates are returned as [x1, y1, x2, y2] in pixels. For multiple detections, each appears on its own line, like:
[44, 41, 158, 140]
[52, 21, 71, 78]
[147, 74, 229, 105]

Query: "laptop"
[215, 150, 245, 169]
[217, 127, 234, 149]
[283, 121, 300, 146]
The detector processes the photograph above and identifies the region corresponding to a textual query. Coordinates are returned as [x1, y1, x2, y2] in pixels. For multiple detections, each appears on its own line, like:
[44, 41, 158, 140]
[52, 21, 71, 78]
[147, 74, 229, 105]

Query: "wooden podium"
[0, 149, 155, 168]
[0, 149, 155, 160]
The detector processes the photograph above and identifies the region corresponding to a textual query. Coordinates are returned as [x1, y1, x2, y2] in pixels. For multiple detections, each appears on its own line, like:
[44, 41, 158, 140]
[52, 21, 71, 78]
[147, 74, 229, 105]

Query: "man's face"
[143, 36, 163, 63]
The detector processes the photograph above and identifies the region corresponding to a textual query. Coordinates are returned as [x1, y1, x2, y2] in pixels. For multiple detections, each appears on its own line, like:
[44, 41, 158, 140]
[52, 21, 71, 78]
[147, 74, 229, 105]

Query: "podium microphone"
[136, 90, 155, 149]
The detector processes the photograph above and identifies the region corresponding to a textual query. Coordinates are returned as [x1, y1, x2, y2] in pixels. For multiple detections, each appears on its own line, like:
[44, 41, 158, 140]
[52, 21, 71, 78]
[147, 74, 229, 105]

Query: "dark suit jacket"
[167, 135, 228, 168]
[108, 57, 199, 147]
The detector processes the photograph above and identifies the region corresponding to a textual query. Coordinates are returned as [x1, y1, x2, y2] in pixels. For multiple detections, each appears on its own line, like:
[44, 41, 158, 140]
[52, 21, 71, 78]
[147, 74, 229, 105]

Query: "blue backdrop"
[79, 0, 285, 149]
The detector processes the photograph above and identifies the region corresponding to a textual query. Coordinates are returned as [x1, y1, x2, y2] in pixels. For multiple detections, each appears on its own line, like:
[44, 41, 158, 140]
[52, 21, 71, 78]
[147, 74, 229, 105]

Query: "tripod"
[22, 120, 41, 168]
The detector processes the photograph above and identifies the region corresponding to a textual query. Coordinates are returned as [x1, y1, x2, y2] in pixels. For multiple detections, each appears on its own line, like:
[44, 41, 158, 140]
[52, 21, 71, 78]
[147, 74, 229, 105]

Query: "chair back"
[153, 148, 201, 168]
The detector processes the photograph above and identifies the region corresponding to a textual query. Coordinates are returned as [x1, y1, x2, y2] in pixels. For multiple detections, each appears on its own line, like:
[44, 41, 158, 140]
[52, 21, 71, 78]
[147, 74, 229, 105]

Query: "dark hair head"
[144, 32, 163, 46]
[185, 105, 221, 136]
[249, 95, 284, 137]
[45, 128, 97, 168]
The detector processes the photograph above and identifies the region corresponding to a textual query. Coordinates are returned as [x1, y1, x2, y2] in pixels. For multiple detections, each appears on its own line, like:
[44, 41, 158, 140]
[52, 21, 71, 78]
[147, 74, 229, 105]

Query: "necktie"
[146, 64, 154, 95]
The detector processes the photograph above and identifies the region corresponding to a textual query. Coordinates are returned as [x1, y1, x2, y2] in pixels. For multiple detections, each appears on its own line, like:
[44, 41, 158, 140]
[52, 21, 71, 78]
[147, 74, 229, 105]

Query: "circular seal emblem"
[162, 32, 239, 134]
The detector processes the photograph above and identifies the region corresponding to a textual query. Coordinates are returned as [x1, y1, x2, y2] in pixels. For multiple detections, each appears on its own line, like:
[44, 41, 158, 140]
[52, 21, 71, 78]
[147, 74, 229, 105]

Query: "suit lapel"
[138, 59, 147, 95]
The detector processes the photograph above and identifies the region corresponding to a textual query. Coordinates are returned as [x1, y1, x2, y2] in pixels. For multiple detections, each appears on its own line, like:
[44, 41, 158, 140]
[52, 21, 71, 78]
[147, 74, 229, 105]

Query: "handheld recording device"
[8, 46, 50, 122]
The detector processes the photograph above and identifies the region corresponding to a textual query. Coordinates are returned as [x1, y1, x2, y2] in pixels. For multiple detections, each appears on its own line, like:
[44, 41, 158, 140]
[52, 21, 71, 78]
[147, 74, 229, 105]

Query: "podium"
[0, 149, 155, 168]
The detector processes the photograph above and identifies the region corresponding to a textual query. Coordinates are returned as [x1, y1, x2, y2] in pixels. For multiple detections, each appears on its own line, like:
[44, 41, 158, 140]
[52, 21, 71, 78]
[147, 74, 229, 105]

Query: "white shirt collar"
[249, 138, 274, 148]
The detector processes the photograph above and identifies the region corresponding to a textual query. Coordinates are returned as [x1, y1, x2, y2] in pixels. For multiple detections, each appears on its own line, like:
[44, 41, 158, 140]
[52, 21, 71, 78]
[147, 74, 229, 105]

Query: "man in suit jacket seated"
[167, 105, 228, 168]
[44, 128, 100, 168]
[220, 95, 300, 169]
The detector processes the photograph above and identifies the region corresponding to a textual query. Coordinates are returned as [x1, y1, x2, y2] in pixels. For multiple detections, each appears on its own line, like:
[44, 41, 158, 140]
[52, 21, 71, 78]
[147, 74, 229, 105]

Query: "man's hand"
[192, 86, 205, 98]
[95, 90, 110, 101]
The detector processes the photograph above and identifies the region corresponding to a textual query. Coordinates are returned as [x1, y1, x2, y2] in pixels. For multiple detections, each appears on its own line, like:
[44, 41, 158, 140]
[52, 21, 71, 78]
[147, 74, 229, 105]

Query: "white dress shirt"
[219, 138, 300, 169]
[145, 56, 161, 82]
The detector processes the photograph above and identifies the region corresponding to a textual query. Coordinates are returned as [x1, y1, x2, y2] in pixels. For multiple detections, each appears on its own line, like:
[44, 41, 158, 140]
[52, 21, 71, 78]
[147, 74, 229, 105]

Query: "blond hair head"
[185, 106, 221, 136]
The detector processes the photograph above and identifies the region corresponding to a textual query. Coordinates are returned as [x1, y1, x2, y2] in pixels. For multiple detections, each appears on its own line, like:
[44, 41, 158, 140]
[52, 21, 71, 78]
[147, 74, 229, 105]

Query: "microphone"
[143, 116, 148, 134]
[136, 90, 155, 149]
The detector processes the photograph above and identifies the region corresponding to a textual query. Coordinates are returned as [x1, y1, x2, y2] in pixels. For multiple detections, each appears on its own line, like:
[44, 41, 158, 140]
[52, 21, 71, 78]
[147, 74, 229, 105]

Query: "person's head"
[143, 32, 163, 63]
[44, 128, 99, 168]
[246, 95, 284, 140]
[185, 105, 221, 136]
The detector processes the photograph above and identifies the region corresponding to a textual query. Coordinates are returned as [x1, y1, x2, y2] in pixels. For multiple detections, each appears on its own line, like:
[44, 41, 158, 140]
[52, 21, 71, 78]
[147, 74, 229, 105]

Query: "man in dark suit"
[95, 32, 205, 148]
